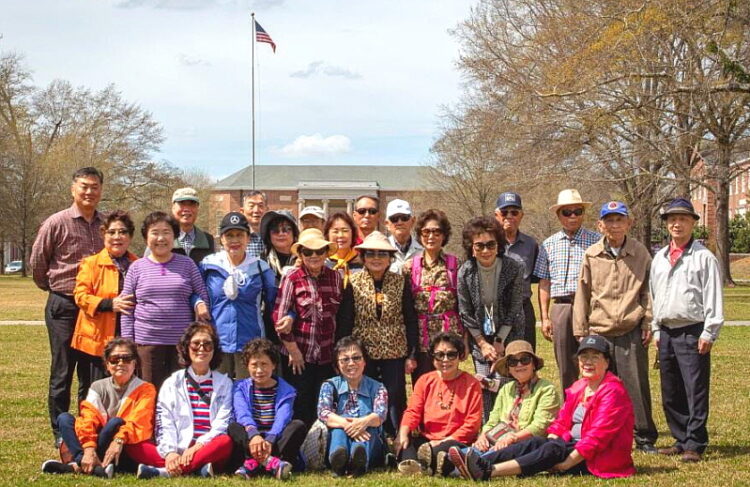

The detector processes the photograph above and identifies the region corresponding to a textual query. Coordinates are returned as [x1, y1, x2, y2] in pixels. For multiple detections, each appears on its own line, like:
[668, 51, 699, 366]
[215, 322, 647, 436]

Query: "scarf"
[507, 376, 538, 429]
[330, 248, 359, 288]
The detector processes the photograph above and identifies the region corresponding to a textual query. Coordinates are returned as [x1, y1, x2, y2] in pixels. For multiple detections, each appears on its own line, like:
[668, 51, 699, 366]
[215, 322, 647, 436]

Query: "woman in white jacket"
[128, 322, 234, 479]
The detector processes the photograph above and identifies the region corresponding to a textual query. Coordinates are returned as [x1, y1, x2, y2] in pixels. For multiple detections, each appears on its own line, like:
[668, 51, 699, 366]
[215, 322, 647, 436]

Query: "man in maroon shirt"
[30, 167, 105, 445]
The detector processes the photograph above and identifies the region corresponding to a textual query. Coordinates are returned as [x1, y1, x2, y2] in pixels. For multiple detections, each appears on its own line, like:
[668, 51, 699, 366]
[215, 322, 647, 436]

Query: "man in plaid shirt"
[242, 190, 267, 258]
[533, 189, 600, 389]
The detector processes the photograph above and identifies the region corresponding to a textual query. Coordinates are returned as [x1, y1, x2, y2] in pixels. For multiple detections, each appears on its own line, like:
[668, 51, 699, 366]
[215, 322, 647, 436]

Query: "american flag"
[255, 20, 276, 53]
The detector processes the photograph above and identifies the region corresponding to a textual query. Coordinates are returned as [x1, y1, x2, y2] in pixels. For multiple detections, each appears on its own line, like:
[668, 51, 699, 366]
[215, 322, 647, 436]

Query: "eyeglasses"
[432, 350, 459, 361]
[299, 247, 328, 257]
[389, 214, 411, 223]
[105, 229, 130, 236]
[507, 355, 533, 367]
[271, 224, 294, 234]
[363, 250, 392, 259]
[473, 240, 498, 252]
[338, 355, 364, 364]
[420, 228, 443, 237]
[355, 208, 379, 216]
[189, 340, 214, 352]
[500, 209, 521, 217]
[107, 354, 136, 365]
[560, 208, 584, 217]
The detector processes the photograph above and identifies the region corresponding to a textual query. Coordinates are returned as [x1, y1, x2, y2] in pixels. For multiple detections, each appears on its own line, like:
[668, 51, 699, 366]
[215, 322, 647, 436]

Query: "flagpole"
[251, 12, 256, 190]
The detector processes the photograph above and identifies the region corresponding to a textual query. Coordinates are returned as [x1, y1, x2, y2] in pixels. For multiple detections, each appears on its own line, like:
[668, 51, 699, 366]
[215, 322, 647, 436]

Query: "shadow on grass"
[636, 465, 680, 475]
[707, 444, 750, 459]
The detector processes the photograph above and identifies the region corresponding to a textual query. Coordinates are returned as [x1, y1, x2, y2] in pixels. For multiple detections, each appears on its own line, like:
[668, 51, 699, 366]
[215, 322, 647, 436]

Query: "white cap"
[386, 199, 412, 219]
[299, 206, 325, 220]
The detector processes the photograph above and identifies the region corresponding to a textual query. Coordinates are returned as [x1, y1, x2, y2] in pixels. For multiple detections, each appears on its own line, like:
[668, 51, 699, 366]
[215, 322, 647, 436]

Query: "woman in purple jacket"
[227, 339, 307, 480]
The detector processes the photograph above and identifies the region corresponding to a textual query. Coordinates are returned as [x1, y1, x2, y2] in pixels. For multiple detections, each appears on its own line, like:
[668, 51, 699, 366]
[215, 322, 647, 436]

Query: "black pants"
[522, 298, 536, 351]
[410, 352, 434, 386]
[365, 358, 406, 437]
[398, 435, 465, 474]
[481, 437, 589, 477]
[45, 292, 84, 438]
[281, 360, 333, 428]
[659, 322, 710, 453]
[77, 352, 107, 397]
[227, 420, 308, 472]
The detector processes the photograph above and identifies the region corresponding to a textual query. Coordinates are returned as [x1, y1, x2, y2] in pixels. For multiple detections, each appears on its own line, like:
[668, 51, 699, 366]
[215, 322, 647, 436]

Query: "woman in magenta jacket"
[448, 335, 635, 480]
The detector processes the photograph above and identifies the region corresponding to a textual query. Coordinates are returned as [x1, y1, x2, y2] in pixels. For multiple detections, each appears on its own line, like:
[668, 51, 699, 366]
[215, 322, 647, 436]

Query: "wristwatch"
[114, 438, 124, 445]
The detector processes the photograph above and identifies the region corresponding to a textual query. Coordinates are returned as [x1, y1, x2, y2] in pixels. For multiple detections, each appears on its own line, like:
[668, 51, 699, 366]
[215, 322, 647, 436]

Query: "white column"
[297, 198, 305, 217]
[346, 198, 354, 214]
[322, 199, 329, 217]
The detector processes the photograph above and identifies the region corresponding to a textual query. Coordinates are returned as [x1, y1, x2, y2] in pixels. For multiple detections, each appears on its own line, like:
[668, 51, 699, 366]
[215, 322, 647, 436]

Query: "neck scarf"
[507, 376, 538, 429]
[330, 248, 359, 288]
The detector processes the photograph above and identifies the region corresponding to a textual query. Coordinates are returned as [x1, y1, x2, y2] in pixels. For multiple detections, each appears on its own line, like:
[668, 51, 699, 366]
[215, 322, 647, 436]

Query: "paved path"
[3, 320, 750, 326]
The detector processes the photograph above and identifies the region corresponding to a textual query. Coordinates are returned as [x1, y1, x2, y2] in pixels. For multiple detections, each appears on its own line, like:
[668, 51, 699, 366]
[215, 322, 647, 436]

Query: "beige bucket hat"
[291, 228, 337, 257]
[492, 340, 545, 376]
[355, 231, 397, 253]
[549, 189, 592, 213]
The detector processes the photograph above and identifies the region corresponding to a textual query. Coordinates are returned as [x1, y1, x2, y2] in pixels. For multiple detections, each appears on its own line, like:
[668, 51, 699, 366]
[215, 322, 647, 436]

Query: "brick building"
[211, 164, 439, 232]
[690, 156, 750, 232]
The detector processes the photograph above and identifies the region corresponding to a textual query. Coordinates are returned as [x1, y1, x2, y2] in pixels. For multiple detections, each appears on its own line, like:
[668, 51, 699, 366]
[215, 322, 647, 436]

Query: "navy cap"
[599, 201, 629, 219]
[661, 197, 699, 220]
[219, 212, 250, 235]
[496, 192, 523, 210]
[576, 335, 611, 357]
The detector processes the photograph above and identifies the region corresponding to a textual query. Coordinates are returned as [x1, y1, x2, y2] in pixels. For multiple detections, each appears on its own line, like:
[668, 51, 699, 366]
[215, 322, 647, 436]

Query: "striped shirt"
[533, 227, 600, 298]
[120, 254, 209, 345]
[30, 204, 104, 294]
[252, 383, 278, 433]
[186, 370, 213, 441]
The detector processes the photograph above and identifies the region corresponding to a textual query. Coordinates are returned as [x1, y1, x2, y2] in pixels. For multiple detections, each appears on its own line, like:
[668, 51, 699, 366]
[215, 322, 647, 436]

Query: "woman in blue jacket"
[227, 339, 307, 479]
[199, 212, 277, 379]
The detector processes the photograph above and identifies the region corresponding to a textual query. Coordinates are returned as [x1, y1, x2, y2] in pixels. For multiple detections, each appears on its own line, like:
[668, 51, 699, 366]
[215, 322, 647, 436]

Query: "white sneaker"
[397, 459, 424, 475]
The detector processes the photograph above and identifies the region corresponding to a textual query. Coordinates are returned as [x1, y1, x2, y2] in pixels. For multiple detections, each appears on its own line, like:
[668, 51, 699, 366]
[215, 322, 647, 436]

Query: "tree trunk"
[715, 144, 735, 287]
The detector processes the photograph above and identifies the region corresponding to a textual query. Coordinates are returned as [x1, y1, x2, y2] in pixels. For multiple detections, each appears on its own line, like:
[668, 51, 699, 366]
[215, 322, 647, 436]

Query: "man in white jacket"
[386, 199, 422, 274]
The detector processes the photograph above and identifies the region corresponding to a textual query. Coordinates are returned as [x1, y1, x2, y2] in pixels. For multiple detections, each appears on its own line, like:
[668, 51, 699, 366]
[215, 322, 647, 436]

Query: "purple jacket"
[232, 376, 296, 444]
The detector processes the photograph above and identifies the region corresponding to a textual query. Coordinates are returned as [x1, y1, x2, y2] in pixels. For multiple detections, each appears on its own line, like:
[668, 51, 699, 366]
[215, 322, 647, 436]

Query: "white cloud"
[290, 61, 361, 80]
[178, 53, 211, 67]
[276, 134, 352, 158]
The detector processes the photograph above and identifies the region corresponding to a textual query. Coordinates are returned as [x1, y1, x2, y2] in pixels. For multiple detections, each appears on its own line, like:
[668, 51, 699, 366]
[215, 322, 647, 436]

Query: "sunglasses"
[500, 209, 521, 217]
[388, 214, 411, 223]
[271, 224, 294, 234]
[107, 354, 136, 365]
[473, 240, 498, 252]
[338, 355, 364, 364]
[355, 207, 379, 216]
[105, 229, 130, 236]
[432, 350, 459, 361]
[299, 247, 328, 257]
[507, 355, 533, 367]
[189, 340, 214, 352]
[560, 208, 584, 217]
[363, 250, 392, 259]
[420, 228, 443, 237]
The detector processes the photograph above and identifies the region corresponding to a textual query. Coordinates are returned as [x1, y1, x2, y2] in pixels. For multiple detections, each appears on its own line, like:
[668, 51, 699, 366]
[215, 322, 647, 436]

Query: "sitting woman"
[41, 338, 156, 479]
[318, 337, 388, 477]
[128, 322, 234, 479]
[395, 332, 483, 476]
[449, 335, 635, 480]
[227, 338, 307, 480]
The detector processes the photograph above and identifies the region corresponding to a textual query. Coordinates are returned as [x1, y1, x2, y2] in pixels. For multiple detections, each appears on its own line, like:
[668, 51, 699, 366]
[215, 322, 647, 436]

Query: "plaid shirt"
[533, 227, 600, 298]
[246, 232, 265, 259]
[273, 266, 343, 365]
[178, 229, 195, 256]
[30, 204, 104, 294]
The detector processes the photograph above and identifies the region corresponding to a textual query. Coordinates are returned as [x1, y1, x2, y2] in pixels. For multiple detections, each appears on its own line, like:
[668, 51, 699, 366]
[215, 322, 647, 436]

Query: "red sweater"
[547, 372, 635, 478]
[401, 371, 483, 444]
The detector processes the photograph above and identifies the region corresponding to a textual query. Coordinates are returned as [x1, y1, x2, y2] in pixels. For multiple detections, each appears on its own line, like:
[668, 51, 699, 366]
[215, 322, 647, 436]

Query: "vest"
[350, 271, 408, 360]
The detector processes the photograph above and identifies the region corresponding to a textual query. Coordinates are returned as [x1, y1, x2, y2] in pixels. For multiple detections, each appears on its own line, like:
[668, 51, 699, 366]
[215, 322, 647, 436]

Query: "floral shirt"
[317, 380, 388, 424]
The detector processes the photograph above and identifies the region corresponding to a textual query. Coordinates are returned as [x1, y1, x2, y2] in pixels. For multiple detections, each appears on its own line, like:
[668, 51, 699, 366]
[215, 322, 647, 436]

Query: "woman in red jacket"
[449, 335, 635, 480]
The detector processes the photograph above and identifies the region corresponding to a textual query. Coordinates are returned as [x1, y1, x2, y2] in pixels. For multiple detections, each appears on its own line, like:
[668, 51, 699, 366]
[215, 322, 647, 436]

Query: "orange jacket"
[76, 377, 156, 448]
[72, 248, 137, 357]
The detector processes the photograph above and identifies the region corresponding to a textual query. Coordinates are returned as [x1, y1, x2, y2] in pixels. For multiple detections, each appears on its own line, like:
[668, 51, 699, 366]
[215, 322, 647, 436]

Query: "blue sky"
[0, 0, 473, 179]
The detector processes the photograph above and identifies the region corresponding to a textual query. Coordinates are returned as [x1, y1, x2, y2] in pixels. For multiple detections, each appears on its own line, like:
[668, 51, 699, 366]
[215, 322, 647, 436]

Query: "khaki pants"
[551, 303, 578, 390]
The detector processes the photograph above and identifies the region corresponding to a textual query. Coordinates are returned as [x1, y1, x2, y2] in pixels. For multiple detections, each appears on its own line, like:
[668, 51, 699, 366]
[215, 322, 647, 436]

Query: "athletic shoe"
[41, 460, 75, 475]
[350, 444, 367, 477]
[465, 448, 492, 481]
[447, 446, 471, 480]
[273, 460, 292, 480]
[397, 459, 423, 475]
[417, 442, 433, 475]
[136, 464, 161, 480]
[329, 446, 348, 477]
[384, 452, 397, 470]
[92, 464, 114, 479]
[636, 443, 658, 455]
[235, 466, 250, 479]
[199, 463, 214, 478]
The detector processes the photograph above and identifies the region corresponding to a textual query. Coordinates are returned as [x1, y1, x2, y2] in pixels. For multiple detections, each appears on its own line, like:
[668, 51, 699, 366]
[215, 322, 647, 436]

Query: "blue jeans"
[328, 427, 383, 471]
[58, 412, 124, 465]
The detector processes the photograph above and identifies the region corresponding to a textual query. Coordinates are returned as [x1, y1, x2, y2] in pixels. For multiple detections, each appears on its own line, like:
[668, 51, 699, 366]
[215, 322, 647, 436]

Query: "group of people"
[29, 166, 723, 480]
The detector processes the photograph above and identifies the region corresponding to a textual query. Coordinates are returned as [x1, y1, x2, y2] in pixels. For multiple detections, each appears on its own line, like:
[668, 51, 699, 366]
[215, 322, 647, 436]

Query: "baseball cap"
[599, 201, 629, 219]
[496, 192, 523, 209]
[386, 199, 412, 219]
[172, 187, 200, 204]
[219, 212, 250, 235]
[299, 206, 325, 220]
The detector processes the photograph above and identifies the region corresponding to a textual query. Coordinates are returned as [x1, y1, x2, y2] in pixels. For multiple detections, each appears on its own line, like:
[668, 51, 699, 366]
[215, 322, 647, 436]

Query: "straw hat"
[355, 231, 397, 253]
[549, 189, 592, 213]
[492, 340, 544, 376]
[291, 228, 337, 257]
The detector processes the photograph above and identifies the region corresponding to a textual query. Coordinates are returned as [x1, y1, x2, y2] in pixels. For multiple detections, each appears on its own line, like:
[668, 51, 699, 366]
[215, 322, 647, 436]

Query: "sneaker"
[329, 447, 348, 477]
[636, 443, 658, 455]
[417, 442, 433, 474]
[384, 452, 397, 470]
[350, 444, 367, 477]
[447, 447, 471, 480]
[235, 466, 250, 479]
[136, 464, 161, 480]
[41, 460, 75, 475]
[435, 451, 450, 477]
[274, 460, 292, 480]
[397, 459, 423, 475]
[92, 464, 114, 479]
[199, 463, 214, 478]
[465, 448, 492, 481]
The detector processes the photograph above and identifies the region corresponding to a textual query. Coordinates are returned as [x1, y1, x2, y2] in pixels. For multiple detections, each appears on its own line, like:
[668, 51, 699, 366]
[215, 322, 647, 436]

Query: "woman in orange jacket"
[72, 211, 138, 396]
[41, 338, 156, 478]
